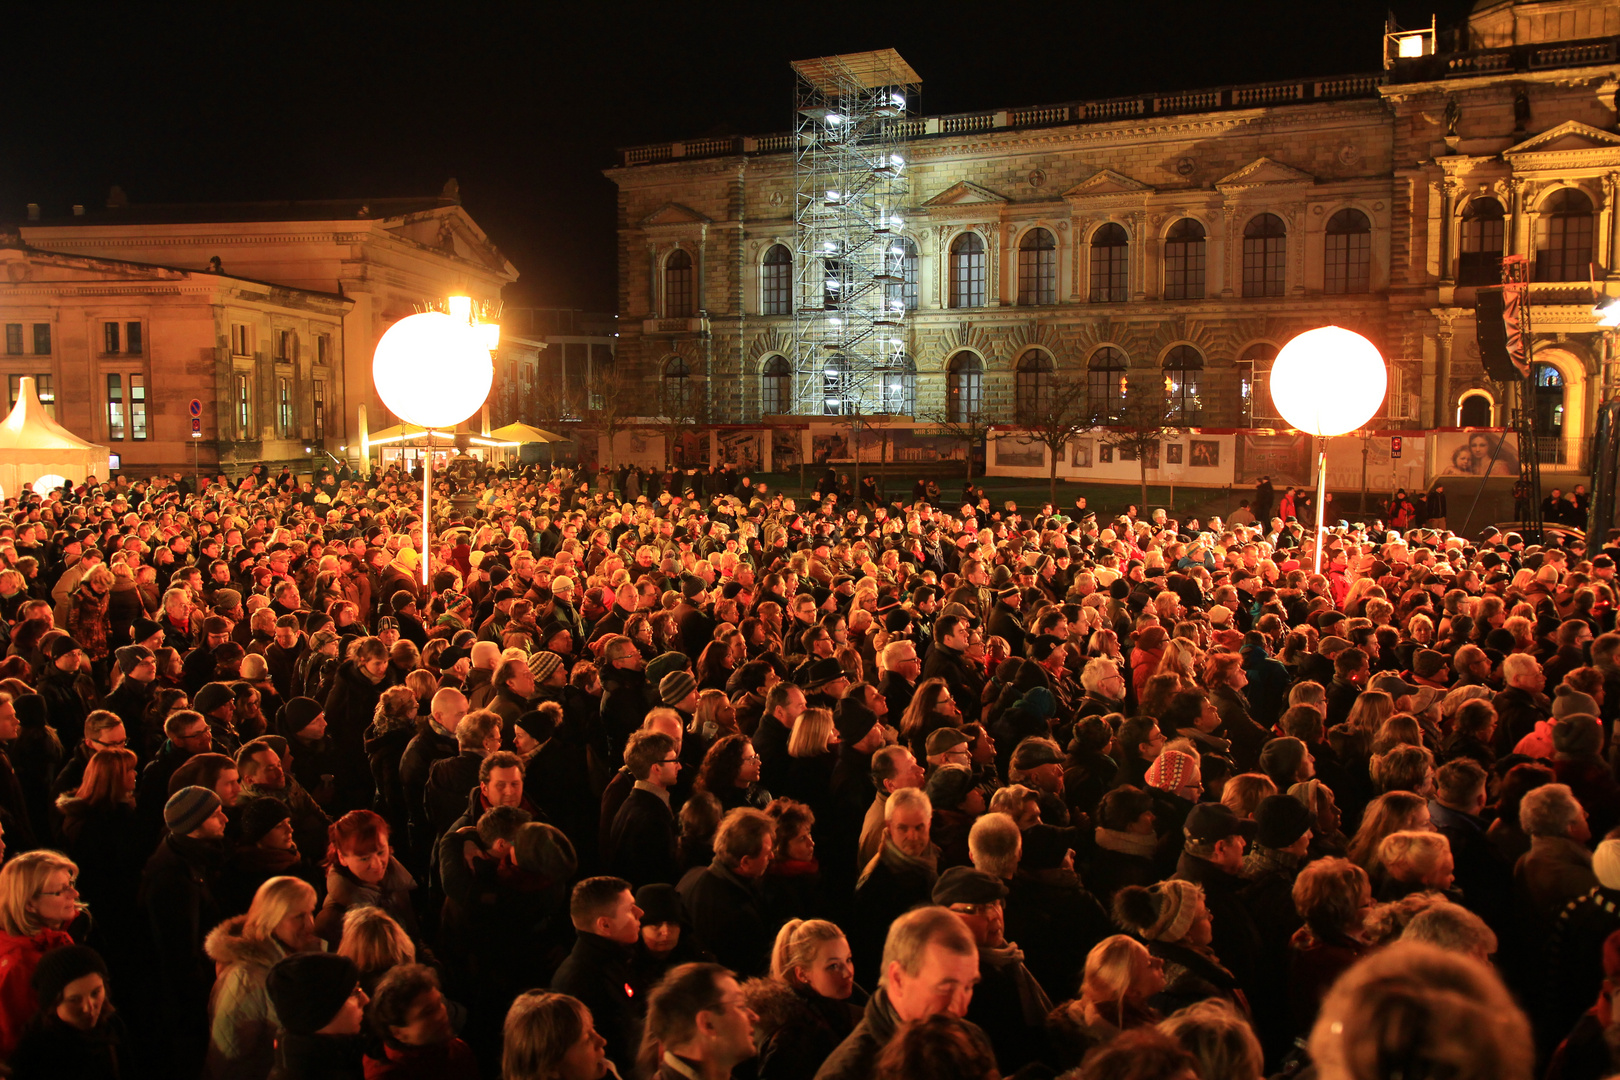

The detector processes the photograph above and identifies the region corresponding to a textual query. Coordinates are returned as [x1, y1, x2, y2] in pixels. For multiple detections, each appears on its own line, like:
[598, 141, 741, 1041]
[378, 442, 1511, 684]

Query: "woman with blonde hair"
[1046, 935, 1165, 1068]
[741, 919, 862, 1080]
[501, 991, 610, 1080]
[203, 875, 319, 1079]
[1159, 999, 1263, 1080]
[1155, 637, 1203, 691]
[0, 850, 82, 1057]
[337, 905, 417, 996]
[1308, 943, 1531, 1080]
[67, 564, 115, 665]
[1347, 791, 1432, 882]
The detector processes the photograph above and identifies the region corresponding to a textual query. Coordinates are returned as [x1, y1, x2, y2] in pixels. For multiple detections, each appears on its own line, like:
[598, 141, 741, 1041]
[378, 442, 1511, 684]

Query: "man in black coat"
[1173, 804, 1266, 1006]
[985, 590, 1027, 661]
[140, 786, 230, 1075]
[752, 682, 805, 797]
[607, 730, 680, 888]
[921, 614, 982, 717]
[399, 687, 465, 862]
[678, 807, 776, 977]
[550, 877, 647, 1076]
[598, 634, 651, 764]
[851, 787, 939, 988]
[423, 709, 501, 840]
[1493, 654, 1552, 755]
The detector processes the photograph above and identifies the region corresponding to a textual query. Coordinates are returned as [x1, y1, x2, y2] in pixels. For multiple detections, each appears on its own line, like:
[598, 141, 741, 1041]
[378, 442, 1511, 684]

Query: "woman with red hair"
[313, 810, 419, 948]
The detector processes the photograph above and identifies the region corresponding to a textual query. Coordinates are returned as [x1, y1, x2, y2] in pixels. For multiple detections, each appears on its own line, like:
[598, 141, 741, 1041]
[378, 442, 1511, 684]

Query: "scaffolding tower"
[791, 50, 921, 416]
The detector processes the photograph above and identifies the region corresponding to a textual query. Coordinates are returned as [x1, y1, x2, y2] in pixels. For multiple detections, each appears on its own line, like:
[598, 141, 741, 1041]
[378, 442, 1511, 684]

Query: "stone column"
[1439, 181, 1457, 284]
[1434, 319, 1454, 429]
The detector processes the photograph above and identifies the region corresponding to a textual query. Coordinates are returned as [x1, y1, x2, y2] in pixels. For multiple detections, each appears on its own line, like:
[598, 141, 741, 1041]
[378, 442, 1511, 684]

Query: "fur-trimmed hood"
[203, 913, 287, 970]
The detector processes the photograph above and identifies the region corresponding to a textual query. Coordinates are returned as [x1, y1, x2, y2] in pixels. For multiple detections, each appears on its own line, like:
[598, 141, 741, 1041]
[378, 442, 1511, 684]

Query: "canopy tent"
[0, 377, 111, 498]
[488, 422, 567, 444]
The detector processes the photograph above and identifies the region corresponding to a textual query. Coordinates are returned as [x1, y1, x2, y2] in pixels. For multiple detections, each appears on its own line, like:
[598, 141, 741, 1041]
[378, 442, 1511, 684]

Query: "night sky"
[2, 0, 1477, 311]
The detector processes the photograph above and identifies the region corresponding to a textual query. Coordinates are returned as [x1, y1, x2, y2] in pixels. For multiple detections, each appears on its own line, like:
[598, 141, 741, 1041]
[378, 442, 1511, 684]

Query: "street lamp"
[1269, 326, 1388, 574]
[372, 299, 498, 585]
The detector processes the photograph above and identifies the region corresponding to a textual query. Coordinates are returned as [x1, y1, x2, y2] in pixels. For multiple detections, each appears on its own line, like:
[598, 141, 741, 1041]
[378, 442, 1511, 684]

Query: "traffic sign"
[188, 399, 202, 418]
[1391, 436, 1402, 458]
[191, 418, 201, 434]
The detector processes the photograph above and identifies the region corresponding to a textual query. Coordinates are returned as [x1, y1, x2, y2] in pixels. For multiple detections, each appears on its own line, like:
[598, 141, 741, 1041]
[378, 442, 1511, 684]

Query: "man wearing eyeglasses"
[608, 730, 681, 889]
[50, 709, 127, 797]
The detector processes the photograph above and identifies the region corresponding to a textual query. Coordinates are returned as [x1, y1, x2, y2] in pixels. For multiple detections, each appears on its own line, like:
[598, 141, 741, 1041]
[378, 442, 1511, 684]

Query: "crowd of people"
[0, 455, 1601, 1080]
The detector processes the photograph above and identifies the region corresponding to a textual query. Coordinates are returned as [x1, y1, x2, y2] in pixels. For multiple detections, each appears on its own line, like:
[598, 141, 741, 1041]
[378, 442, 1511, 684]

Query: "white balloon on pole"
[371, 312, 494, 428]
[1269, 326, 1388, 437]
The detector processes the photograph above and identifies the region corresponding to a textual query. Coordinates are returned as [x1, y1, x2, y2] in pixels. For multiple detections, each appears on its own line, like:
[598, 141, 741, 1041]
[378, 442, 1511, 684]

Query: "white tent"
[0, 377, 112, 498]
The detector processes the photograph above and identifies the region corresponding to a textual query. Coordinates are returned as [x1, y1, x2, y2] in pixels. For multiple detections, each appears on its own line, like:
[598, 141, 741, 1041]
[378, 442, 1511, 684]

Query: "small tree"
[652, 375, 709, 470]
[577, 367, 633, 468]
[923, 405, 994, 483]
[1018, 376, 1093, 508]
[1098, 390, 1182, 512]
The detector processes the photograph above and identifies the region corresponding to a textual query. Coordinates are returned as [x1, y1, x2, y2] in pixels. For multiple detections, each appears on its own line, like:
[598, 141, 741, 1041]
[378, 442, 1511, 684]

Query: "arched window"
[662, 356, 691, 417]
[1015, 349, 1053, 420]
[1242, 214, 1287, 298]
[1458, 392, 1492, 427]
[881, 353, 916, 416]
[1088, 347, 1128, 424]
[949, 233, 986, 308]
[1090, 223, 1129, 303]
[1163, 219, 1206, 300]
[887, 238, 920, 311]
[947, 352, 984, 421]
[1536, 188, 1594, 283]
[1163, 345, 1204, 423]
[1459, 197, 1505, 286]
[665, 249, 694, 317]
[760, 355, 791, 416]
[1325, 209, 1372, 294]
[1018, 228, 1057, 305]
[761, 245, 791, 315]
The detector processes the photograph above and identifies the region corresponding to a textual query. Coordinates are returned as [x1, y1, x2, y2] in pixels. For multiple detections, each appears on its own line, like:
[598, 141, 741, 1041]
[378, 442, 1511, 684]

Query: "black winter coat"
[8, 1009, 131, 1080]
[363, 722, 415, 839]
[609, 787, 679, 888]
[550, 932, 645, 1074]
[678, 860, 774, 977]
[323, 660, 393, 812]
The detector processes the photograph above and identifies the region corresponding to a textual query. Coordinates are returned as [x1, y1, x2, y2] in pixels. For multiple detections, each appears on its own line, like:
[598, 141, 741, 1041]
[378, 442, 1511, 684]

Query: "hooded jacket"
[203, 914, 295, 1080]
[0, 925, 75, 1059]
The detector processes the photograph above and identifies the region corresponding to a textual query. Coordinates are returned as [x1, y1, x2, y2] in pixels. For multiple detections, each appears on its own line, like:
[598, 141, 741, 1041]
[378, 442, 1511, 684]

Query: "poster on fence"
[812, 431, 852, 463]
[994, 436, 1045, 469]
[771, 428, 802, 469]
[670, 430, 710, 468]
[1434, 430, 1520, 477]
[889, 428, 968, 463]
[1237, 432, 1312, 485]
[716, 430, 763, 471]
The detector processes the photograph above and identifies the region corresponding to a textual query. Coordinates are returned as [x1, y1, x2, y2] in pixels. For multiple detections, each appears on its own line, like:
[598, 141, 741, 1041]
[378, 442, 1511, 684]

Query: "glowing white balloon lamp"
[372, 307, 497, 584]
[1269, 326, 1387, 574]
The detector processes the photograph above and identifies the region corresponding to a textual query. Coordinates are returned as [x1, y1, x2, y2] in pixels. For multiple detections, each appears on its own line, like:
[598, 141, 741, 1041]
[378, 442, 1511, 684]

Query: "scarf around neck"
[1095, 827, 1158, 858]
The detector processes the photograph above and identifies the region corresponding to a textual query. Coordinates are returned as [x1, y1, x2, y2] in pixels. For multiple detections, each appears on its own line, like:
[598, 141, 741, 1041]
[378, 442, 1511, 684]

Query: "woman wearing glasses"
[0, 850, 85, 1059]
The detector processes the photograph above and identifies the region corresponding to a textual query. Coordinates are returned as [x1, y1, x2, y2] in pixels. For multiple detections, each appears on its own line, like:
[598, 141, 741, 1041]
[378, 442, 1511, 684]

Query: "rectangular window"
[125, 322, 142, 355]
[235, 373, 253, 438]
[231, 324, 252, 357]
[274, 329, 292, 360]
[3, 326, 20, 356]
[316, 334, 329, 366]
[1243, 236, 1287, 297]
[130, 375, 147, 441]
[106, 374, 125, 441]
[1164, 238, 1206, 300]
[31, 325, 50, 355]
[1018, 243, 1056, 306]
[1090, 243, 1129, 303]
[103, 322, 120, 355]
[1325, 232, 1372, 294]
[33, 375, 54, 419]
[313, 382, 325, 439]
[278, 377, 292, 436]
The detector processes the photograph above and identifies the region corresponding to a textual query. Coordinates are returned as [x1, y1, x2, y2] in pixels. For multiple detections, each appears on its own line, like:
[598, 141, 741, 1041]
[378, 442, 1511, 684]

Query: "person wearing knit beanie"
[239, 796, 292, 846]
[1144, 749, 1200, 798]
[659, 670, 698, 710]
[265, 953, 367, 1037]
[278, 698, 325, 738]
[1113, 879, 1207, 943]
[165, 786, 225, 838]
[527, 650, 563, 688]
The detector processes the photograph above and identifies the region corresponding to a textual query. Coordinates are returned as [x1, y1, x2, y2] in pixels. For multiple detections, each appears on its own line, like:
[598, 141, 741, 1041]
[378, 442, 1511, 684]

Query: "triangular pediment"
[1215, 156, 1316, 191]
[1062, 169, 1155, 199]
[0, 246, 183, 285]
[1505, 120, 1620, 156]
[922, 181, 1009, 207]
[640, 202, 713, 227]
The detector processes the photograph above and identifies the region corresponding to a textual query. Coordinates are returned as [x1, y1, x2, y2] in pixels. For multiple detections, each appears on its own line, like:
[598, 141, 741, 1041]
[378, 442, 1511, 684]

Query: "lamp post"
[372, 298, 498, 586]
[1269, 326, 1388, 575]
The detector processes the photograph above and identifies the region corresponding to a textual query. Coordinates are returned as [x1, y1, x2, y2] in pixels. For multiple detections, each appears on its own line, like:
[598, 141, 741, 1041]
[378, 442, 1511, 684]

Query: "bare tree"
[1017, 376, 1093, 507]
[923, 405, 994, 483]
[1097, 390, 1182, 512]
[651, 375, 709, 469]
[576, 367, 633, 468]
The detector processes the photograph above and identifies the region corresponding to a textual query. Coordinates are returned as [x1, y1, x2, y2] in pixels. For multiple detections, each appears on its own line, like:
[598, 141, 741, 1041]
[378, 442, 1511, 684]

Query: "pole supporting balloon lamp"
[372, 297, 499, 586]
[1268, 327, 1388, 576]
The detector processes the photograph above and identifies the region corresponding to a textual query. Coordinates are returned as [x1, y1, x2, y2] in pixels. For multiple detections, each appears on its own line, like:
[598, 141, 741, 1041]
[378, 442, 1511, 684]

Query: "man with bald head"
[401, 687, 468, 860]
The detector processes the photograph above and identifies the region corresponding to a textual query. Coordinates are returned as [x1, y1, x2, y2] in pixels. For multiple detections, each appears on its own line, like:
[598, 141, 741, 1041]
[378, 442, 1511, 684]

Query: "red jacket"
[0, 926, 74, 1059]
[363, 1038, 480, 1080]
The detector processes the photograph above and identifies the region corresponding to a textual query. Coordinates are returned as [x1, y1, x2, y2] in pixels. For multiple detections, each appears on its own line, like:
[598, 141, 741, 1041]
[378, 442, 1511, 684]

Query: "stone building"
[606, 0, 1620, 480]
[0, 230, 350, 475]
[14, 184, 516, 472]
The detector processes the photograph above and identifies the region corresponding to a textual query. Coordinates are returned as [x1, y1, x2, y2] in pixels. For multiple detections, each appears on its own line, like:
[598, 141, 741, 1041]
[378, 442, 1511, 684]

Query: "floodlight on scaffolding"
[823, 242, 837, 253]
[826, 190, 841, 204]
[827, 113, 844, 125]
